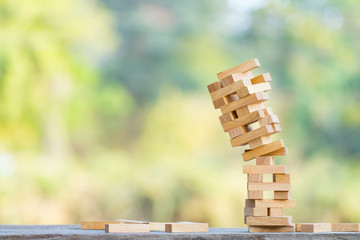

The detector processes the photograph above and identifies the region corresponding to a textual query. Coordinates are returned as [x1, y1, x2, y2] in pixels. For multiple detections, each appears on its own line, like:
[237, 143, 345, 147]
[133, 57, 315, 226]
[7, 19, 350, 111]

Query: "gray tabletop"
[0, 224, 359, 239]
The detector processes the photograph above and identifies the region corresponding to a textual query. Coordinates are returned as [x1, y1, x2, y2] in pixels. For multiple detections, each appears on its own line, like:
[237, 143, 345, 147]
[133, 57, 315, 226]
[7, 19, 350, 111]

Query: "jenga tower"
[207, 59, 296, 233]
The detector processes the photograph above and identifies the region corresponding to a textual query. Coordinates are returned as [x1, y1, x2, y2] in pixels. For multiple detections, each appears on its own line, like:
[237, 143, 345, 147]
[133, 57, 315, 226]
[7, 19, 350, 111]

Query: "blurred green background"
[0, 0, 359, 227]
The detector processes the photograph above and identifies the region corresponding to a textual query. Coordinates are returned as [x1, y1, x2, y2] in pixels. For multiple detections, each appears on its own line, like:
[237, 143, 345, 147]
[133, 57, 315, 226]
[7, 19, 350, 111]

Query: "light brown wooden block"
[248, 182, 290, 191]
[256, 156, 274, 165]
[259, 114, 280, 126]
[105, 223, 150, 233]
[207, 81, 226, 109]
[295, 223, 302, 232]
[332, 223, 360, 232]
[248, 190, 263, 199]
[220, 92, 269, 115]
[249, 225, 295, 233]
[246, 216, 292, 226]
[243, 165, 286, 174]
[250, 73, 272, 84]
[272, 123, 282, 133]
[148, 222, 173, 231]
[237, 82, 271, 99]
[222, 110, 265, 132]
[236, 103, 265, 117]
[81, 221, 122, 230]
[300, 223, 332, 233]
[219, 112, 236, 124]
[220, 74, 252, 87]
[246, 199, 296, 208]
[274, 191, 291, 200]
[249, 136, 272, 149]
[165, 223, 209, 233]
[248, 174, 263, 182]
[242, 140, 286, 161]
[228, 125, 251, 139]
[268, 208, 284, 216]
[210, 79, 249, 101]
[217, 59, 260, 80]
[231, 125, 276, 147]
[261, 147, 288, 157]
[244, 207, 267, 216]
[273, 174, 290, 183]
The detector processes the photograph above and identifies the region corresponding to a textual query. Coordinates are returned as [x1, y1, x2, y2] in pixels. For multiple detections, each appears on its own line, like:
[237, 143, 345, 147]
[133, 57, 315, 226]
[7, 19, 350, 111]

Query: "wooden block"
[242, 140, 286, 161]
[243, 165, 286, 174]
[332, 223, 360, 232]
[220, 92, 269, 115]
[248, 190, 263, 199]
[248, 174, 263, 182]
[296, 223, 302, 232]
[273, 174, 290, 183]
[210, 79, 249, 101]
[148, 222, 173, 231]
[300, 223, 332, 233]
[228, 125, 251, 139]
[268, 208, 284, 216]
[249, 225, 295, 233]
[207, 81, 226, 109]
[105, 223, 150, 233]
[220, 74, 252, 87]
[274, 191, 291, 200]
[259, 114, 280, 126]
[261, 147, 288, 157]
[272, 123, 282, 133]
[237, 82, 271, 99]
[236, 103, 265, 117]
[231, 125, 275, 147]
[256, 156, 274, 165]
[246, 216, 292, 226]
[250, 73, 272, 84]
[249, 136, 272, 149]
[165, 223, 209, 233]
[81, 221, 122, 230]
[222, 110, 265, 132]
[244, 207, 267, 217]
[248, 182, 290, 191]
[219, 112, 236, 124]
[217, 59, 260, 80]
[246, 199, 296, 208]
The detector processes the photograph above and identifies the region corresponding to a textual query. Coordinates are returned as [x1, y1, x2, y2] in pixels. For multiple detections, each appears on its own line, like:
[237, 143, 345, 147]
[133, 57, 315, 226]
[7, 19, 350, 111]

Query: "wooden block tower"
[207, 59, 296, 233]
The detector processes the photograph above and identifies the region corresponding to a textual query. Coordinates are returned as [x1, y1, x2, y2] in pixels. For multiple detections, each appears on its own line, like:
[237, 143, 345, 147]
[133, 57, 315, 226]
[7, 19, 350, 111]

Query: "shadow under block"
[220, 92, 269, 115]
[244, 207, 267, 217]
[332, 223, 360, 232]
[246, 199, 296, 208]
[81, 221, 122, 230]
[105, 223, 150, 233]
[299, 223, 332, 233]
[231, 125, 276, 147]
[243, 165, 286, 174]
[249, 225, 295, 233]
[268, 208, 284, 216]
[165, 223, 209, 233]
[248, 182, 290, 191]
[246, 216, 292, 226]
[217, 58, 260, 80]
[256, 156, 274, 165]
[242, 139, 287, 161]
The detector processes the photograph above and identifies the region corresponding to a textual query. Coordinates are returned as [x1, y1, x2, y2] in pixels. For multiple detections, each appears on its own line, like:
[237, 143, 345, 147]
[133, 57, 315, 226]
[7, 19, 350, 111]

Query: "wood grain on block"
[210, 79, 249, 101]
[246, 216, 292, 226]
[244, 207, 267, 217]
[259, 114, 280, 126]
[248, 174, 263, 182]
[220, 92, 269, 115]
[237, 82, 271, 99]
[248, 190, 263, 199]
[228, 125, 251, 139]
[295, 223, 301, 232]
[246, 199, 296, 208]
[249, 136, 272, 149]
[165, 223, 209, 233]
[256, 156, 274, 165]
[332, 223, 360, 232]
[243, 165, 286, 174]
[220, 74, 252, 87]
[250, 73, 272, 84]
[105, 223, 150, 233]
[262, 147, 288, 157]
[300, 223, 332, 233]
[268, 208, 284, 216]
[274, 191, 291, 200]
[248, 225, 295, 233]
[242, 140, 285, 161]
[273, 174, 290, 183]
[231, 125, 275, 147]
[207, 81, 226, 109]
[219, 112, 236, 124]
[81, 221, 122, 230]
[236, 103, 265, 117]
[217, 59, 260, 80]
[148, 222, 173, 231]
[248, 182, 290, 191]
[222, 110, 265, 132]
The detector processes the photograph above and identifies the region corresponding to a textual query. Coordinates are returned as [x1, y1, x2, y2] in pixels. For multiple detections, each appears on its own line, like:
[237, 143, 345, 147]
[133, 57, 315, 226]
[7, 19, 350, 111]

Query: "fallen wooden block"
[243, 165, 286, 174]
[299, 223, 332, 233]
[248, 182, 290, 191]
[105, 223, 150, 233]
[242, 139, 287, 161]
[217, 58, 260, 80]
[165, 223, 209, 233]
[244, 207, 267, 217]
[246, 199, 296, 208]
[332, 223, 360, 232]
[81, 221, 122, 230]
[249, 225, 295, 233]
[246, 216, 292, 226]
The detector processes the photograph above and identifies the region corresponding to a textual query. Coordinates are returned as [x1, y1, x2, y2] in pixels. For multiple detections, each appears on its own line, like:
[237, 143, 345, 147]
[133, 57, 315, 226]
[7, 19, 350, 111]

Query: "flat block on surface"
[246, 199, 296, 208]
[332, 223, 360, 232]
[105, 223, 150, 233]
[149, 222, 172, 231]
[243, 165, 286, 174]
[246, 216, 292, 226]
[81, 221, 121, 230]
[299, 223, 332, 233]
[165, 223, 209, 233]
[249, 225, 295, 233]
